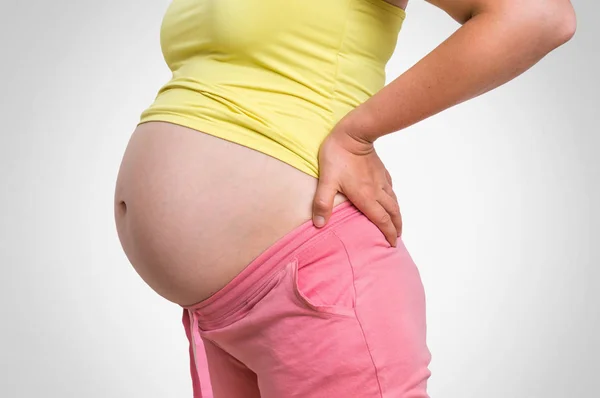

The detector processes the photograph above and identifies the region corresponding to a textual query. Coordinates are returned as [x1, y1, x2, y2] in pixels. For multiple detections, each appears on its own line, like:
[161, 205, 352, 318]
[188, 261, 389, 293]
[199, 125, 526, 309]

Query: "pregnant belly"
[114, 121, 346, 306]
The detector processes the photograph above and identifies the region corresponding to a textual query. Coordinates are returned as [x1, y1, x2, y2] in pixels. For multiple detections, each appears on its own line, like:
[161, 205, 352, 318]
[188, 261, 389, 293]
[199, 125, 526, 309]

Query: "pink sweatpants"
[182, 200, 431, 398]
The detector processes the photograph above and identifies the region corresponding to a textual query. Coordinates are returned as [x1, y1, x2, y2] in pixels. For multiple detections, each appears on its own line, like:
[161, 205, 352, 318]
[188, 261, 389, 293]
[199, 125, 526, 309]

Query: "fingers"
[350, 190, 398, 247]
[378, 187, 402, 238]
[313, 176, 402, 242]
[361, 199, 398, 247]
[312, 179, 338, 228]
[382, 183, 398, 203]
[385, 169, 393, 188]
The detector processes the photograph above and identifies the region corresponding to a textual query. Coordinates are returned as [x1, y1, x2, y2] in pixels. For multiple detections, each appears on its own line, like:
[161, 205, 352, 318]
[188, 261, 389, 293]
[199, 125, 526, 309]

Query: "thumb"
[312, 179, 338, 228]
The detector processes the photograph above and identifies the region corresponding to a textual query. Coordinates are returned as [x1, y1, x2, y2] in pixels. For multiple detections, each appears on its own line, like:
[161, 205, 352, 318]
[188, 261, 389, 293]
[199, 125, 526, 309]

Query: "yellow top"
[139, 0, 406, 178]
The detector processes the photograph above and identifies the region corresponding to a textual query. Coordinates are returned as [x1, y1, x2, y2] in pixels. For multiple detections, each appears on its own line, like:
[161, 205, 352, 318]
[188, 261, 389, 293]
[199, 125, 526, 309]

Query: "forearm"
[341, 1, 577, 142]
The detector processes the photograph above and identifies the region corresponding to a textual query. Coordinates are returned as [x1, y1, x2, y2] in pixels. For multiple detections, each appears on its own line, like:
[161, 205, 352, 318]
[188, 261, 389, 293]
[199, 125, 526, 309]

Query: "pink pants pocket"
[288, 230, 357, 317]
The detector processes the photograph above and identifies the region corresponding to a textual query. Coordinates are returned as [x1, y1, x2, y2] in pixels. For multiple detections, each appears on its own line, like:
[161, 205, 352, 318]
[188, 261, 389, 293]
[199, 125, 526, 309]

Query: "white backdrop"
[1, 1, 598, 397]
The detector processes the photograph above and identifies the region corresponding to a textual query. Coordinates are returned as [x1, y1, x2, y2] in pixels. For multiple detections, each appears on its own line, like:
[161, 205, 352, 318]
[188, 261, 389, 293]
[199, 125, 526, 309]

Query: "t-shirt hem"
[137, 114, 320, 179]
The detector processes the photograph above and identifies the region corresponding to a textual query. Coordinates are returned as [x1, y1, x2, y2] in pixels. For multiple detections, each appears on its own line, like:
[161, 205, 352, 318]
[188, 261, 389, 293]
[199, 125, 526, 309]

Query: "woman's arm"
[311, 0, 576, 244]
[339, 0, 577, 142]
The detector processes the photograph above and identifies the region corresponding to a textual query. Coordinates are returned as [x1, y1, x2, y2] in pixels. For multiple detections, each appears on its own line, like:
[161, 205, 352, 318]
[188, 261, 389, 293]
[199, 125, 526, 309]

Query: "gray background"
[1, 0, 598, 397]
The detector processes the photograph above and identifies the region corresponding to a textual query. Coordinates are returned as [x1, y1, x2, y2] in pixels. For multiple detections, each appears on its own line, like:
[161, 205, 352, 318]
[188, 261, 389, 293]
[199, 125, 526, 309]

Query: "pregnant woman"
[114, 0, 576, 397]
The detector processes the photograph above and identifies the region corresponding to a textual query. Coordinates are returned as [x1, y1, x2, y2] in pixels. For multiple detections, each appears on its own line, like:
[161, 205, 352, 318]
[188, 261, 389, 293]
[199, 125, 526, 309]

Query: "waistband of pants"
[180, 200, 361, 319]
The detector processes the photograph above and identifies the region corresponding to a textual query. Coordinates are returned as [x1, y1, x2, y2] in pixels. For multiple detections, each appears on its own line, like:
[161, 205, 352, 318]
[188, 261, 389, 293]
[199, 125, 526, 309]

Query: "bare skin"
[114, 122, 349, 306]
[115, 0, 576, 308]
[312, 0, 575, 235]
[114, 0, 408, 308]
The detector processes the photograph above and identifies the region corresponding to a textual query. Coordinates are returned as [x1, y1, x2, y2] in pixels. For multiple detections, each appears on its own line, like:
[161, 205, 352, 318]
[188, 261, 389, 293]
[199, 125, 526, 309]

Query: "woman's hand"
[312, 123, 402, 247]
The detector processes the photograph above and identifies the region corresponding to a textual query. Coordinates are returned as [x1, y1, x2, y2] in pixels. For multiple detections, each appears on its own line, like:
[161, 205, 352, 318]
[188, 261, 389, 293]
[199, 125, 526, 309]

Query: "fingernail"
[313, 216, 325, 227]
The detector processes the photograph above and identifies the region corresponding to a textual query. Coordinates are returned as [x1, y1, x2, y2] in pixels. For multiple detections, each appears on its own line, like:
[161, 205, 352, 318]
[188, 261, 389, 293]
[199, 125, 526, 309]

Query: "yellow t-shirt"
[139, 0, 405, 178]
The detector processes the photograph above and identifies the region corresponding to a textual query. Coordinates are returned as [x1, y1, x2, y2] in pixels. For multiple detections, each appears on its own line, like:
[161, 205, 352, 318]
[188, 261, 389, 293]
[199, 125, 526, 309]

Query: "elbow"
[531, 1, 577, 50]
[494, 1, 577, 53]
[550, 2, 577, 45]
